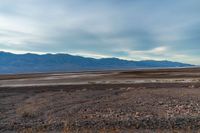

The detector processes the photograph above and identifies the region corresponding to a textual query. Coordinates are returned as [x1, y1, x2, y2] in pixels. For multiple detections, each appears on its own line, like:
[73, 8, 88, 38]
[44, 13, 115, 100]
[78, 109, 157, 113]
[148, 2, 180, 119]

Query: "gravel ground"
[1, 68, 200, 132]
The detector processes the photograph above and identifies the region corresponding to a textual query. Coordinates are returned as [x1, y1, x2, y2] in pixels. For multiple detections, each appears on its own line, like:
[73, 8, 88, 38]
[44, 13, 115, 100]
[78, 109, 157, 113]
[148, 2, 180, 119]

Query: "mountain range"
[0, 51, 194, 74]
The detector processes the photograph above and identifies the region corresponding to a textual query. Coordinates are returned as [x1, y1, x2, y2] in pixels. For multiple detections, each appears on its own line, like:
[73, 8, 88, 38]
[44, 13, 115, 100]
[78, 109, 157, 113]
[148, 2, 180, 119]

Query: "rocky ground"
[1, 68, 200, 132]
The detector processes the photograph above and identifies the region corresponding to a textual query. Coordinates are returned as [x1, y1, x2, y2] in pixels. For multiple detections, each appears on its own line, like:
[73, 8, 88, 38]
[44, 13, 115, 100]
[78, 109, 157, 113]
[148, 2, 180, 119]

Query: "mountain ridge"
[0, 51, 194, 74]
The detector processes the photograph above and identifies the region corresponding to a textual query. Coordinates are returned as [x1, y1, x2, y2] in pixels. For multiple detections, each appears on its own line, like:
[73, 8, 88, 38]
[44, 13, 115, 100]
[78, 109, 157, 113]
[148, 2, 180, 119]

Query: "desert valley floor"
[1, 68, 200, 132]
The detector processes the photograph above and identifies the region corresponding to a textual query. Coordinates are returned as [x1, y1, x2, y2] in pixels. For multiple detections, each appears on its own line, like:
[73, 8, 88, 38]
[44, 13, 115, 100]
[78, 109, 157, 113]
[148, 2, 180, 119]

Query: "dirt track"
[1, 68, 200, 132]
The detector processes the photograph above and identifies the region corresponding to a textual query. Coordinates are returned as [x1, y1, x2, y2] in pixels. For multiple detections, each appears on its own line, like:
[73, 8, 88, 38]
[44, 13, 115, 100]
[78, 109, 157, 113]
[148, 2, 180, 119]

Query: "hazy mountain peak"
[0, 51, 194, 74]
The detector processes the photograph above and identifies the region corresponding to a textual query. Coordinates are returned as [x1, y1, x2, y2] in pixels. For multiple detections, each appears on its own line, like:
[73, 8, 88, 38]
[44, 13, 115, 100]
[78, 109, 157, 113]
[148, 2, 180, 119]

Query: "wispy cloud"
[0, 0, 200, 64]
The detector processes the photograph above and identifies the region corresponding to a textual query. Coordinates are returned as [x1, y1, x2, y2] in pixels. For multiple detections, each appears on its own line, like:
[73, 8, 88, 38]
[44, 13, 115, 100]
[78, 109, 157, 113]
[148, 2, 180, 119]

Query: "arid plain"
[1, 68, 200, 132]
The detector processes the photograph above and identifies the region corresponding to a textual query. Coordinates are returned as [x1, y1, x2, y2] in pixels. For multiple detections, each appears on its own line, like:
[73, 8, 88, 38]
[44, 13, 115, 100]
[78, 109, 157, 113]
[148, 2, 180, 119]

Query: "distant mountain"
[0, 51, 194, 74]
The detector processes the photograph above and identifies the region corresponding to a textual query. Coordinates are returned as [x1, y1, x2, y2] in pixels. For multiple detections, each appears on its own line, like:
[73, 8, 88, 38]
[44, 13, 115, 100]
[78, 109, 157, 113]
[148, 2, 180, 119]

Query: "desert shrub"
[21, 111, 36, 119]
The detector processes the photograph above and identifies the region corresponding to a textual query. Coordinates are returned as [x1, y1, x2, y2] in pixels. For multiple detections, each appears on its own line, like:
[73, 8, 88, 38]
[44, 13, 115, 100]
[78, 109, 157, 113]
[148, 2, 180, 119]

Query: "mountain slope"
[0, 51, 193, 74]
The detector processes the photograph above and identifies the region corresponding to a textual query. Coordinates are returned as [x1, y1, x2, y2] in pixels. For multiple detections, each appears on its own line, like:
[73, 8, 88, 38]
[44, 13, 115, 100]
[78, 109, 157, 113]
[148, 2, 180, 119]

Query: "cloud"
[0, 0, 200, 64]
[150, 46, 167, 54]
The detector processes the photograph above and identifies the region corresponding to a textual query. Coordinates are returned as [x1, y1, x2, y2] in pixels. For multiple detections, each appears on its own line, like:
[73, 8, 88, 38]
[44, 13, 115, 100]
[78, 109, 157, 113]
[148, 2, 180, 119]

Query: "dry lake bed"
[1, 68, 200, 132]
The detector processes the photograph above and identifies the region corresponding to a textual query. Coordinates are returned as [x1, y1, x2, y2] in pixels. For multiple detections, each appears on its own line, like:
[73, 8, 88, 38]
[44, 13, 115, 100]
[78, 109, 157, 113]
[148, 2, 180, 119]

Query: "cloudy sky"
[0, 0, 200, 64]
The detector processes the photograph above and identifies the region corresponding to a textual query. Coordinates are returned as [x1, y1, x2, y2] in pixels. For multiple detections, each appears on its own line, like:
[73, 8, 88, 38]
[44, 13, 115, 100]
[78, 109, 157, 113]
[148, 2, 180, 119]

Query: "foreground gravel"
[1, 83, 200, 132]
[1, 68, 200, 132]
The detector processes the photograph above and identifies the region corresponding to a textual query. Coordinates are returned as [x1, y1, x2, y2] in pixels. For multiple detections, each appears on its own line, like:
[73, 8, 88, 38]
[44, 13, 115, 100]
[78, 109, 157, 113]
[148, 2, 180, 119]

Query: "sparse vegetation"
[21, 111, 36, 119]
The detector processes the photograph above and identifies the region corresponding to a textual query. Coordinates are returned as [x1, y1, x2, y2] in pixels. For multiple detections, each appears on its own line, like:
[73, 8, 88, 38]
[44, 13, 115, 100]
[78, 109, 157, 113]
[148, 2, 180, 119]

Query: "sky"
[0, 0, 200, 64]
